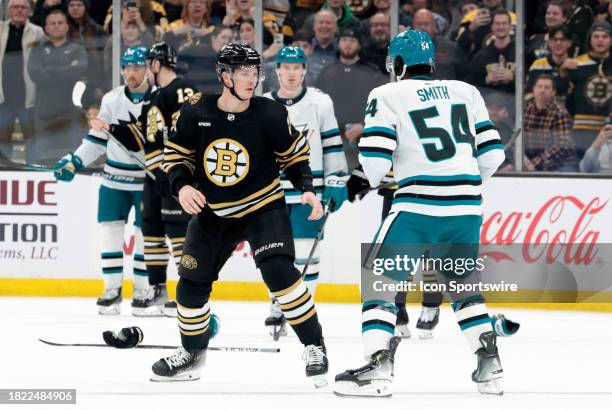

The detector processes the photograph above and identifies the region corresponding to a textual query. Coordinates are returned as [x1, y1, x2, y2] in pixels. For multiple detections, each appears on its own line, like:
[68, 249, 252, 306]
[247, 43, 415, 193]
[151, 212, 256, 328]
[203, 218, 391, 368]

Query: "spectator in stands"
[412, 8, 467, 80]
[176, 24, 232, 94]
[580, 124, 612, 172]
[468, 10, 516, 95]
[360, 0, 412, 33]
[455, 0, 516, 58]
[484, 91, 514, 171]
[222, 0, 253, 27]
[315, 26, 387, 170]
[595, 0, 612, 24]
[66, 0, 107, 108]
[163, 0, 185, 24]
[362, 12, 390, 75]
[292, 0, 325, 30]
[526, 1, 580, 68]
[28, 9, 88, 166]
[0, 0, 46, 162]
[566, 0, 594, 48]
[523, 74, 577, 172]
[411, 0, 448, 35]
[103, 18, 154, 79]
[302, 0, 363, 39]
[526, 25, 574, 101]
[104, 0, 168, 40]
[563, 21, 611, 158]
[32, 0, 67, 27]
[163, 0, 213, 51]
[239, 18, 255, 48]
[308, 9, 338, 83]
[449, 0, 478, 40]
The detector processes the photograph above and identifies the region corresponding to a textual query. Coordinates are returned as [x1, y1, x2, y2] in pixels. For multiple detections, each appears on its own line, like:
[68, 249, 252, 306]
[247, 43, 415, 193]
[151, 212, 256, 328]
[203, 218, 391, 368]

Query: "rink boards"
[1, 170, 611, 310]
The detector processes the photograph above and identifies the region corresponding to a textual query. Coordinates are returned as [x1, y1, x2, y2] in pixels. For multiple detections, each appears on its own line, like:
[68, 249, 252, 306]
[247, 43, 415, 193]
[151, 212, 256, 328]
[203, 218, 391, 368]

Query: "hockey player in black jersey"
[150, 43, 329, 386]
[109, 42, 198, 317]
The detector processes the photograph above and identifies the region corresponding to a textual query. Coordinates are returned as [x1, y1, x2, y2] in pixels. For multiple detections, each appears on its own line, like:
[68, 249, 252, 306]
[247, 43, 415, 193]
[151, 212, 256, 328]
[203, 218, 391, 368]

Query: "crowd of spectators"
[0, 0, 610, 173]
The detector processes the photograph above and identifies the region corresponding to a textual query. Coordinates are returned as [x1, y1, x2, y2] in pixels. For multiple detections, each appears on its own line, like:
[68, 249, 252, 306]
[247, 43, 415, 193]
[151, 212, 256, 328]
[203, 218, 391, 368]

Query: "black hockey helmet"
[147, 42, 177, 69]
[215, 42, 263, 81]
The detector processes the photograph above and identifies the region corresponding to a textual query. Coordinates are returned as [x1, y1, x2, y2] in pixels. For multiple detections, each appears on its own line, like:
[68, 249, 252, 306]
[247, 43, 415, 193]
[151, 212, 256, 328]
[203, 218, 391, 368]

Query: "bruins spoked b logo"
[204, 138, 250, 186]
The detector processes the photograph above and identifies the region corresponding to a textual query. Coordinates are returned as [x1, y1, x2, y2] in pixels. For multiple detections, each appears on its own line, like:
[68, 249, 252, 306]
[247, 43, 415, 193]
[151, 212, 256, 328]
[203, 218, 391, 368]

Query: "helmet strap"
[395, 64, 407, 82]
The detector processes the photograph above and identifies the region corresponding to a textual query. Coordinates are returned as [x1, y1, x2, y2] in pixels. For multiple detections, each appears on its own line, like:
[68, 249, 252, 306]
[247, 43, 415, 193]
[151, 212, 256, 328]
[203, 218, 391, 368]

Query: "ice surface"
[2, 297, 612, 410]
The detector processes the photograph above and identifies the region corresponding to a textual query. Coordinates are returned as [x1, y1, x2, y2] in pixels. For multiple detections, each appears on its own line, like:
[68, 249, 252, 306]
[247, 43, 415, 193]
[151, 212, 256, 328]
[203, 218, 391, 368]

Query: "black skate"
[96, 287, 122, 315]
[472, 331, 504, 395]
[334, 336, 401, 398]
[265, 298, 287, 341]
[132, 284, 174, 317]
[130, 287, 150, 316]
[303, 338, 328, 388]
[416, 306, 440, 339]
[150, 347, 206, 382]
[395, 304, 411, 338]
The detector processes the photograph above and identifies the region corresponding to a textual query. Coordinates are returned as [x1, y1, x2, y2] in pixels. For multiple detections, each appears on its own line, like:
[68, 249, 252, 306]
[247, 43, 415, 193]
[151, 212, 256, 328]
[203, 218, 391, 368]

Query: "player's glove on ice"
[103, 326, 144, 348]
[53, 153, 83, 182]
[323, 174, 348, 212]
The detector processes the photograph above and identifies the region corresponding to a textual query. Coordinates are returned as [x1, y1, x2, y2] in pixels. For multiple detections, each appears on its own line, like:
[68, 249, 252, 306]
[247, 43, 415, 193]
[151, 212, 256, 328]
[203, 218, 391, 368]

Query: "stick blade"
[72, 80, 87, 108]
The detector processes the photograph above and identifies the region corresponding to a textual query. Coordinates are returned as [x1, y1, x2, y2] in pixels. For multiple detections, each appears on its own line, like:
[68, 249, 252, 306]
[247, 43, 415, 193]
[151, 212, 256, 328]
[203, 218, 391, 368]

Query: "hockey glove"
[322, 174, 348, 212]
[103, 326, 144, 348]
[346, 167, 371, 202]
[491, 314, 520, 337]
[53, 153, 84, 182]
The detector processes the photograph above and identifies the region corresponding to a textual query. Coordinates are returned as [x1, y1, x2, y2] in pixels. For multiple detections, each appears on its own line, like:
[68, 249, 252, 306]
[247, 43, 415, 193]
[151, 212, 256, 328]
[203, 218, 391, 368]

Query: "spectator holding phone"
[163, 0, 213, 50]
[580, 124, 612, 173]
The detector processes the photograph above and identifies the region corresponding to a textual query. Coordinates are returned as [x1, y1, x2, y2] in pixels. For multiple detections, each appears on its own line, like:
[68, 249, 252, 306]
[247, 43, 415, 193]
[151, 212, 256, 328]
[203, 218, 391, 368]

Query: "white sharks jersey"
[74, 86, 146, 191]
[359, 77, 505, 216]
[264, 87, 347, 203]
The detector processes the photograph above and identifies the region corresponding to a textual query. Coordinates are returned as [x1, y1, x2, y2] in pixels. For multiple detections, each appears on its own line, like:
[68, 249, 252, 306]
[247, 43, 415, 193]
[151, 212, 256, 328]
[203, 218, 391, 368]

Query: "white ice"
[2, 297, 612, 410]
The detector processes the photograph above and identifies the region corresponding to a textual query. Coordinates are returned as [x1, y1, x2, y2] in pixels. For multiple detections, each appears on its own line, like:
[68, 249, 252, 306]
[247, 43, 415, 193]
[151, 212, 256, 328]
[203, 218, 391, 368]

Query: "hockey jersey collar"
[270, 87, 307, 106]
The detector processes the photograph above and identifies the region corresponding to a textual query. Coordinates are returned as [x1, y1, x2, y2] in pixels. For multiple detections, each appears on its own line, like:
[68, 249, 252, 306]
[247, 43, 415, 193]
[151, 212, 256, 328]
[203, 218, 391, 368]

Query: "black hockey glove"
[103, 326, 143, 348]
[347, 167, 371, 202]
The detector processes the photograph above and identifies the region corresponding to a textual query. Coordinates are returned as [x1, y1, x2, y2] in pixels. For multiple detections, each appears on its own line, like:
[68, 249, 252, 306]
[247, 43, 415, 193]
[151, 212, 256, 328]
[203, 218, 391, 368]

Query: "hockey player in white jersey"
[263, 46, 348, 339]
[334, 30, 506, 398]
[53, 47, 151, 315]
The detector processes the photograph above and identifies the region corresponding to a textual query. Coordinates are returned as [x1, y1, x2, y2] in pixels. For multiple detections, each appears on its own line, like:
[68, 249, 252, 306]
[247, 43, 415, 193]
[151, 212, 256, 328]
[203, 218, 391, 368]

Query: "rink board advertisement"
[1, 170, 611, 302]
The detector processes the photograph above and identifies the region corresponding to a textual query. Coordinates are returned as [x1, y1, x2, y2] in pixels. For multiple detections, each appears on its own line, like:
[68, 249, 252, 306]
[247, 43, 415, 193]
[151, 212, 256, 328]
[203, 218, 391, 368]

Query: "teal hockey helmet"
[386, 30, 435, 76]
[275, 46, 307, 66]
[121, 46, 148, 68]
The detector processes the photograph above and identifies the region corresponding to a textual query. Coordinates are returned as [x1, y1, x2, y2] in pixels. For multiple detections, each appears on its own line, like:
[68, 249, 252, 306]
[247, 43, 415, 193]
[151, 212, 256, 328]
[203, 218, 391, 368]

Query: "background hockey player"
[263, 45, 348, 339]
[111, 42, 196, 317]
[334, 30, 506, 398]
[152, 43, 329, 386]
[53, 47, 151, 315]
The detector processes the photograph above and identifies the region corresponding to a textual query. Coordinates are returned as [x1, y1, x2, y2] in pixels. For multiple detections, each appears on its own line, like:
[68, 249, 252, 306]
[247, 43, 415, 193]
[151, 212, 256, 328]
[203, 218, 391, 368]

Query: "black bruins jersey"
[163, 94, 314, 219]
[567, 54, 612, 131]
[141, 78, 197, 172]
[111, 78, 197, 173]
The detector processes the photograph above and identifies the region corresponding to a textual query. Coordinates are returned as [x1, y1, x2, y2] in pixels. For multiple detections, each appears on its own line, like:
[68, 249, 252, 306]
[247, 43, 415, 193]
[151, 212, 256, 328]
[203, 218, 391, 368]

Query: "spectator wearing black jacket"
[27, 9, 88, 166]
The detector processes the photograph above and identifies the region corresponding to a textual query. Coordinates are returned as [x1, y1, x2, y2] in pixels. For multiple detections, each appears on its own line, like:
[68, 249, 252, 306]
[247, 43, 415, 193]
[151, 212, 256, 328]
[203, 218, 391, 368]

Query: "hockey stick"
[0, 160, 140, 181]
[71, 81, 157, 181]
[38, 338, 280, 353]
[503, 127, 522, 152]
[355, 181, 397, 198]
[300, 198, 335, 278]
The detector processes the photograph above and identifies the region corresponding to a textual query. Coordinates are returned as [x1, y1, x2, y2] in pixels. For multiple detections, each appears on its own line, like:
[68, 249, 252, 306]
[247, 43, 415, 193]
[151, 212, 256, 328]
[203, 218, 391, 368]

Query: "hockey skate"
[303, 338, 328, 388]
[395, 304, 411, 338]
[163, 300, 178, 317]
[96, 287, 122, 315]
[334, 336, 401, 398]
[416, 306, 440, 339]
[131, 287, 150, 316]
[265, 298, 287, 341]
[150, 347, 206, 382]
[472, 331, 504, 395]
[131, 284, 176, 317]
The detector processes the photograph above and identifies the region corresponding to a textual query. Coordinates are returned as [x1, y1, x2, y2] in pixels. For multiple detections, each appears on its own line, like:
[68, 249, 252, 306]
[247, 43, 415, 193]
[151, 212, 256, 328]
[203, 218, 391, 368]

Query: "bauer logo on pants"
[181, 255, 198, 269]
[204, 138, 250, 187]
